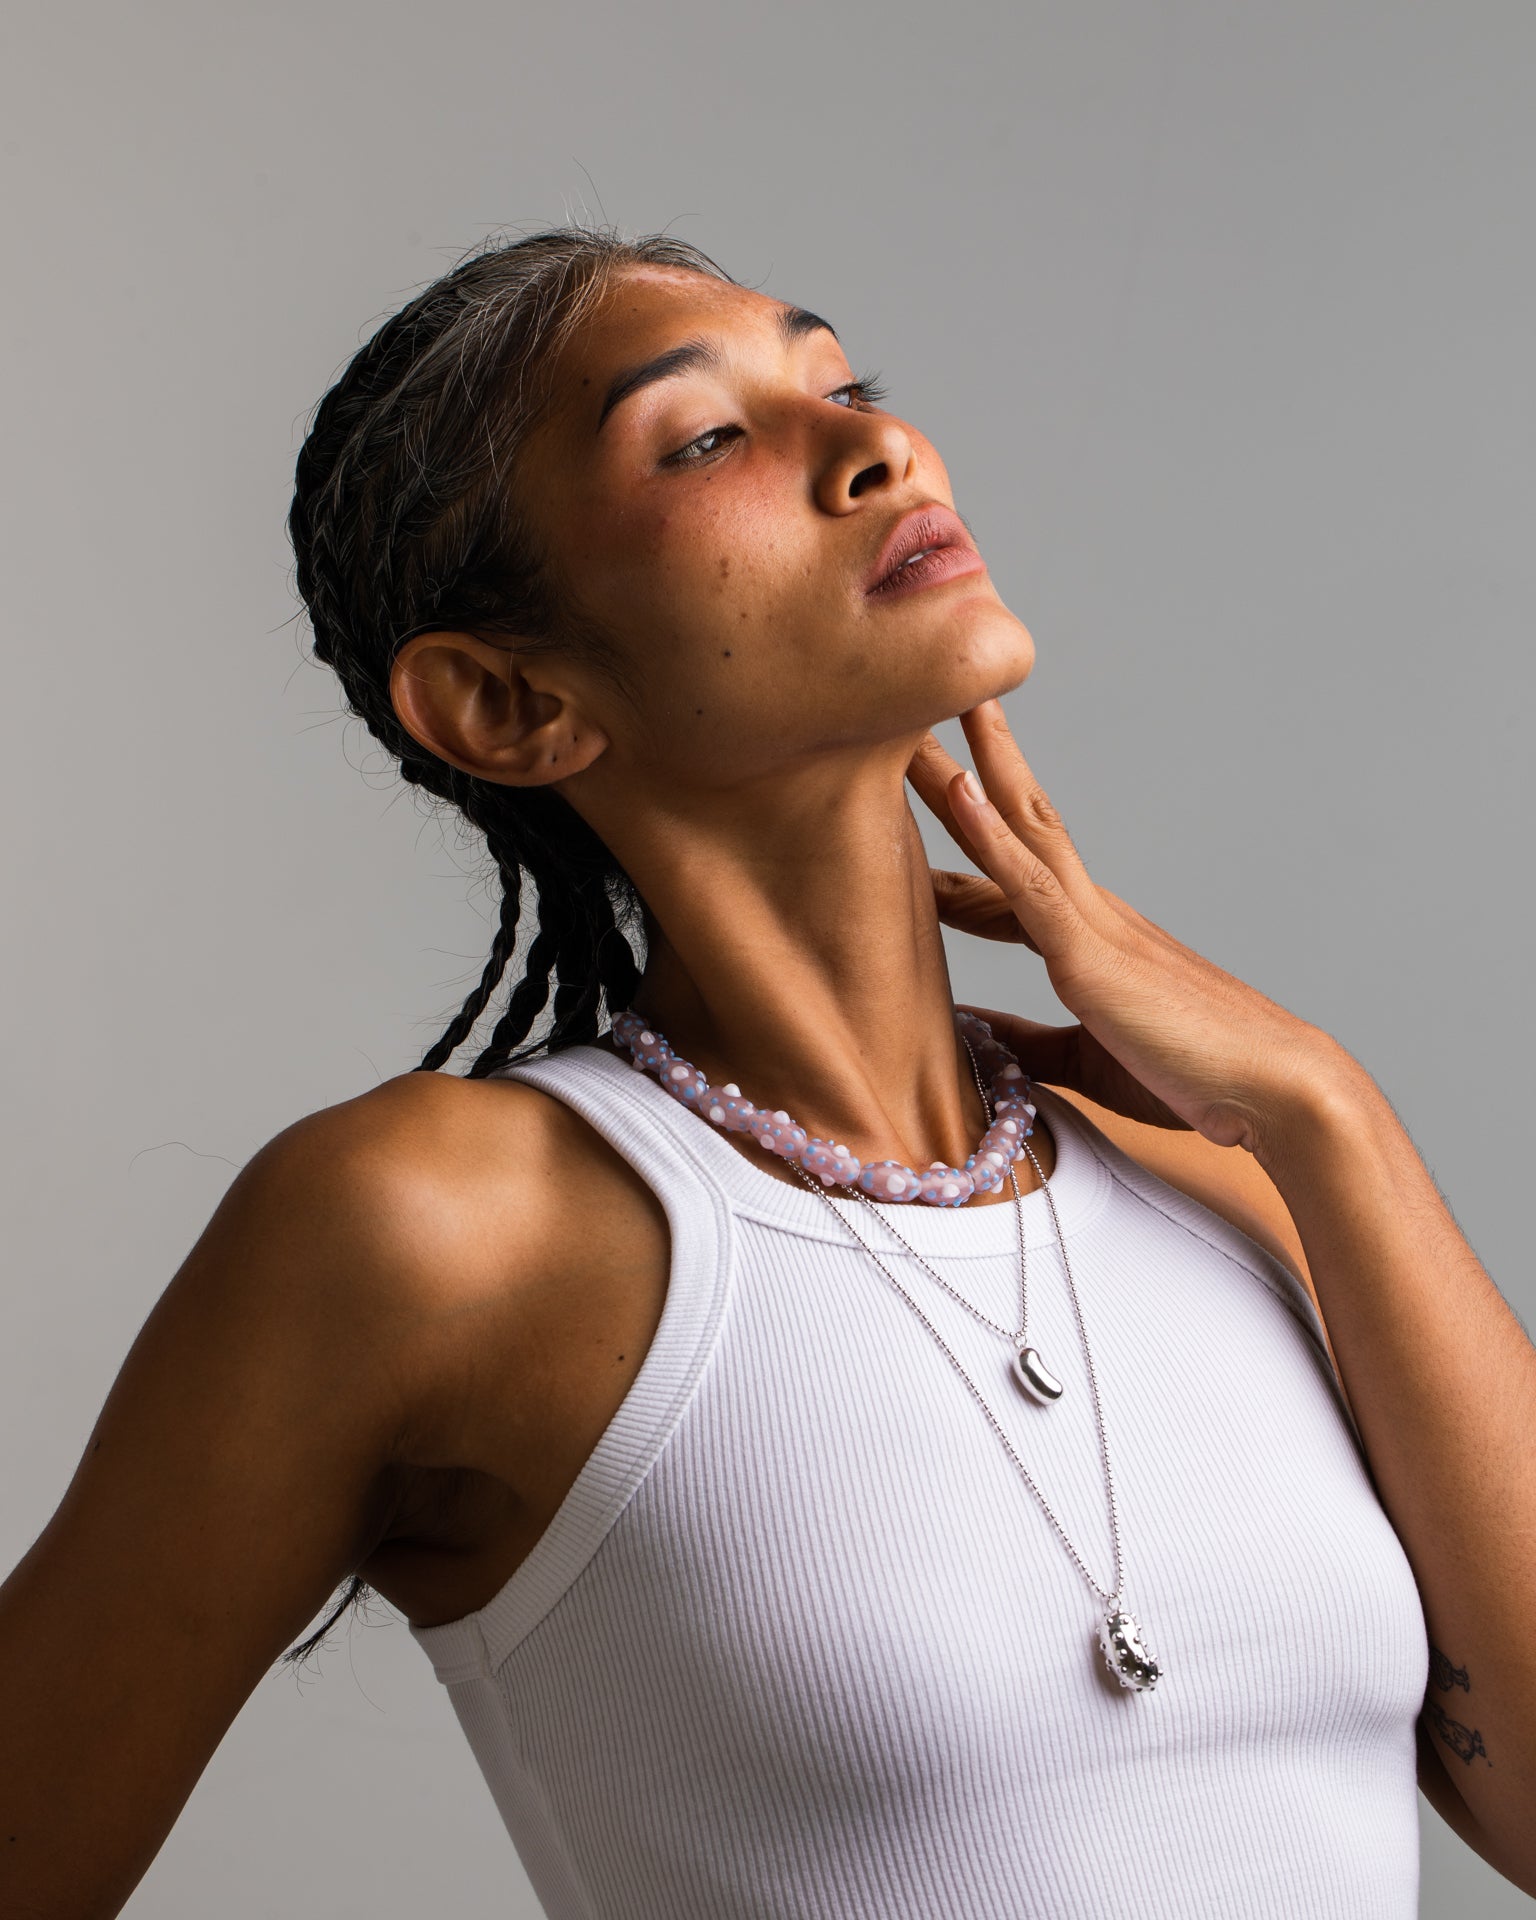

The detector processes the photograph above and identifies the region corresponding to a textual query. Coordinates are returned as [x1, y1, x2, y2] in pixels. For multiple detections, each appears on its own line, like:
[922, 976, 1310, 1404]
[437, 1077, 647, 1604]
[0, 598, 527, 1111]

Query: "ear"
[388, 630, 609, 786]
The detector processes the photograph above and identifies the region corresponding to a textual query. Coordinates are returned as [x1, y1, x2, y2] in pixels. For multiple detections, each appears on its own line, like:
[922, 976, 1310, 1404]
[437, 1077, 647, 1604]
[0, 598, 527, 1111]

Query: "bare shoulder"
[0, 1065, 616, 1918]
[237, 1064, 630, 1426]
[256, 1066, 568, 1305]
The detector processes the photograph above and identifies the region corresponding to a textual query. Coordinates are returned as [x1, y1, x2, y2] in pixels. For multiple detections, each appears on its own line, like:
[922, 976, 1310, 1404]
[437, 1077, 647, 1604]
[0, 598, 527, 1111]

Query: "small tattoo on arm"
[1428, 1644, 1470, 1693]
[1425, 1645, 1491, 1766]
[1425, 1699, 1490, 1766]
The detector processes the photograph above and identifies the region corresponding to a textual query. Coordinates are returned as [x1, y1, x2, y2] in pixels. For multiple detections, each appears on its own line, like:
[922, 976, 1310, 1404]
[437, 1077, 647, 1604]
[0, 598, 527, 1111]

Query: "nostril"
[849, 462, 888, 498]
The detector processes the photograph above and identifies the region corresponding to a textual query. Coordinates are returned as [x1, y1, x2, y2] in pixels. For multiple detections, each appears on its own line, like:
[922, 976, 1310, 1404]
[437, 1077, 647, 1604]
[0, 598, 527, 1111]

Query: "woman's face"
[520, 265, 1035, 790]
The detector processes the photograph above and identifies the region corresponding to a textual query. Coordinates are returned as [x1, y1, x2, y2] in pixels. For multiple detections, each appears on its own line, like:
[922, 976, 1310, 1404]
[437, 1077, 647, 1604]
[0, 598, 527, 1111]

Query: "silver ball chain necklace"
[787, 1035, 1160, 1695]
[612, 1007, 1163, 1693]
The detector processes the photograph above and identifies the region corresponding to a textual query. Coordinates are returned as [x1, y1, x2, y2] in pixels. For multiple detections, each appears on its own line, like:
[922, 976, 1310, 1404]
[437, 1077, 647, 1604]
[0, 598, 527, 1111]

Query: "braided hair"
[282, 224, 736, 1663]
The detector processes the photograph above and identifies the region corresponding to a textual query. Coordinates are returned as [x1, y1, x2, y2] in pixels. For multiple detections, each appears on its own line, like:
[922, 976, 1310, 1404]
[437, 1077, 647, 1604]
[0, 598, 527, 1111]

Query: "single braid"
[466, 866, 572, 1078]
[418, 857, 525, 1074]
[286, 1574, 370, 1671]
[550, 873, 603, 1039]
[596, 899, 644, 1012]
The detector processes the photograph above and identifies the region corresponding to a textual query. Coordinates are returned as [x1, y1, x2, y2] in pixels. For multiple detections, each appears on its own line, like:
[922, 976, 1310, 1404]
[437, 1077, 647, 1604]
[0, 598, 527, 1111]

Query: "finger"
[959, 1004, 1192, 1129]
[930, 869, 1040, 949]
[957, 700, 1097, 909]
[906, 728, 960, 791]
[910, 737, 1051, 942]
[945, 764, 1085, 961]
[906, 732, 975, 858]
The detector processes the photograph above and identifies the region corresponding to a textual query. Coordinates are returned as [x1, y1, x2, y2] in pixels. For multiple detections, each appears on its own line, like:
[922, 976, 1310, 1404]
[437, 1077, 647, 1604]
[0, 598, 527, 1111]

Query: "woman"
[2, 225, 1531, 1917]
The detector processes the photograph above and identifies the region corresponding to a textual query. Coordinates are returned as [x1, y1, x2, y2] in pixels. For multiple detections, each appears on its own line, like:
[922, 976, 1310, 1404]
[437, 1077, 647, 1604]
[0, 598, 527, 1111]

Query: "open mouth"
[866, 504, 986, 598]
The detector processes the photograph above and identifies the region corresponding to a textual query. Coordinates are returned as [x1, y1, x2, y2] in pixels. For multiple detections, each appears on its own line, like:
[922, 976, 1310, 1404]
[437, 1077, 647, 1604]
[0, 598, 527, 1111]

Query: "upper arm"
[0, 1076, 500, 1919]
[1415, 1708, 1536, 1893]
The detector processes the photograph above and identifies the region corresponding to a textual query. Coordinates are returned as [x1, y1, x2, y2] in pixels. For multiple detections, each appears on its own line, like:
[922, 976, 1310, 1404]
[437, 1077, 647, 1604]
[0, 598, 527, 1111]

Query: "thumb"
[960, 1002, 1194, 1131]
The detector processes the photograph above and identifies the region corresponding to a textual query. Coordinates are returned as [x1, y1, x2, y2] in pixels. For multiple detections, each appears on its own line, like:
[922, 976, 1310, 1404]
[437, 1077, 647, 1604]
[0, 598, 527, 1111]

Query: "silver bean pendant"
[1011, 1342, 1064, 1403]
[1098, 1609, 1162, 1691]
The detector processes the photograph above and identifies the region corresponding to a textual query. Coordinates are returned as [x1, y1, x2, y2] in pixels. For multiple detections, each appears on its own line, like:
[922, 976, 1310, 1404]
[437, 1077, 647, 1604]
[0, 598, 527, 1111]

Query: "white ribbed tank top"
[410, 1043, 1428, 1918]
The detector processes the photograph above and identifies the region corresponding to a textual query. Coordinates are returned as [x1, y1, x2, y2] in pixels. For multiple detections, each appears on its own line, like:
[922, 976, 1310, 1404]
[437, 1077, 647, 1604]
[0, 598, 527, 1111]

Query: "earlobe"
[387, 629, 608, 788]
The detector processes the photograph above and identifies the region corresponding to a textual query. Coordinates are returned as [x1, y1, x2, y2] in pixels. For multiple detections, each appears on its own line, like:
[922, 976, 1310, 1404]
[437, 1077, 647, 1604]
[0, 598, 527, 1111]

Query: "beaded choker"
[610, 1006, 1038, 1207]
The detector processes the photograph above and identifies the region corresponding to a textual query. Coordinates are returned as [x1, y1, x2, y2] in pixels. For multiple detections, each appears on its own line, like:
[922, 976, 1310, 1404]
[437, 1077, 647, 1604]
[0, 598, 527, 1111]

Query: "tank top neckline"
[516, 1040, 1111, 1256]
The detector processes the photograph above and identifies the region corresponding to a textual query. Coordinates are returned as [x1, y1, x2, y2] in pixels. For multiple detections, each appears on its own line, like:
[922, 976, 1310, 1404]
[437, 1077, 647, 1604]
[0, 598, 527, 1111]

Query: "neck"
[593, 747, 997, 1175]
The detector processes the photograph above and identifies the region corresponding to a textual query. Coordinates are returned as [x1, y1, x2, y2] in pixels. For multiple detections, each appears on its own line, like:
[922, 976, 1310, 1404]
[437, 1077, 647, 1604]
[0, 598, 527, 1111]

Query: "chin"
[937, 607, 1036, 712]
[824, 605, 1036, 747]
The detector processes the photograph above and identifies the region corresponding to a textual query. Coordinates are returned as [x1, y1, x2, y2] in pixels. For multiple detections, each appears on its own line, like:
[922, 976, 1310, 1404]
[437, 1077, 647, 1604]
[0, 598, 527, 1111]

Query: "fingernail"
[961, 770, 985, 805]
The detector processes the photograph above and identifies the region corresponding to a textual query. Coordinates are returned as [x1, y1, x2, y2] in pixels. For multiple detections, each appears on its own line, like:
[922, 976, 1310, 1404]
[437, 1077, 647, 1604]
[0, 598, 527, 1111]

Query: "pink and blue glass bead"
[610, 1006, 1036, 1207]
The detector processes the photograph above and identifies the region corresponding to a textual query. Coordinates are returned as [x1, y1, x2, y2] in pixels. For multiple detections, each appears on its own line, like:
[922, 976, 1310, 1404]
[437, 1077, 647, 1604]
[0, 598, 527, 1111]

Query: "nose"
[812, 407, 917, 515]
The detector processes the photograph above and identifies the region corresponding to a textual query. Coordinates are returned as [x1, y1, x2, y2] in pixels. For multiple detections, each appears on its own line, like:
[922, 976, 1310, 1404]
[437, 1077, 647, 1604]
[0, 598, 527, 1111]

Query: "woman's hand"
[906, 698, 1353, 1154]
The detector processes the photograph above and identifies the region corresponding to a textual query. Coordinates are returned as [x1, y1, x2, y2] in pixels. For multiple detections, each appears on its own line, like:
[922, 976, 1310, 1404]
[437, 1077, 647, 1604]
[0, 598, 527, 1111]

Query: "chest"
[403, 1065, 1431, 1919]
[500, 1199, 1428, 1778]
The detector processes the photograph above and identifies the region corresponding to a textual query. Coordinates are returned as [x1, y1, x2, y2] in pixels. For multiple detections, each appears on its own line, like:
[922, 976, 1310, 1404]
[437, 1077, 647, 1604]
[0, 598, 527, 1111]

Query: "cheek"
[660, 489, 797, 621]
[573, 460, 818, 650]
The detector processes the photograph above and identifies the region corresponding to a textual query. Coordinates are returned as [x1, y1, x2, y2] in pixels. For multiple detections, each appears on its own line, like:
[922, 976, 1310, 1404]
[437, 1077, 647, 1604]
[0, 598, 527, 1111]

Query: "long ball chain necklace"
[612, 1006, 1163, 1692]
[789, 1036, 1160, 1693]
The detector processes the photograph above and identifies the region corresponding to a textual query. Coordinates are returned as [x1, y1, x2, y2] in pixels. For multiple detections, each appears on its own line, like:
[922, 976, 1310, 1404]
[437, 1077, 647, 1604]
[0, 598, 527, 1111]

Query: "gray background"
[2, 0, 1531, 1913]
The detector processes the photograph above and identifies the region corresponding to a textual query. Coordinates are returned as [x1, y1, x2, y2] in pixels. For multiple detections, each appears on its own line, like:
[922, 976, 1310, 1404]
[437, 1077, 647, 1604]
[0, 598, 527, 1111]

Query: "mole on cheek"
[721, 649, 732, 658]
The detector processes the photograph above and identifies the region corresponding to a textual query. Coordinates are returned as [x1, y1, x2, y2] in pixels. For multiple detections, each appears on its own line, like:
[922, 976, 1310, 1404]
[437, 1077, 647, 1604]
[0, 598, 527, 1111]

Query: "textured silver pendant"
[1011, 1342, 1064, 1403]
[1098, 1609, 1162, 1691]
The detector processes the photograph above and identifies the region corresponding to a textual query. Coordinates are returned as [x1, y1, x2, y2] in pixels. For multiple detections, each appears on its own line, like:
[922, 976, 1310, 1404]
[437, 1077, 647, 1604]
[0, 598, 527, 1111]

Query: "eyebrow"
[595, 305, 840, 434]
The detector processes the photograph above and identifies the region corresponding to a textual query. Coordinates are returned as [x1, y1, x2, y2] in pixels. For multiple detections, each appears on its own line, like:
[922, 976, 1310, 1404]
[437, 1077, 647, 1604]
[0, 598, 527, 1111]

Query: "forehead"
[560, 266, 796, 385]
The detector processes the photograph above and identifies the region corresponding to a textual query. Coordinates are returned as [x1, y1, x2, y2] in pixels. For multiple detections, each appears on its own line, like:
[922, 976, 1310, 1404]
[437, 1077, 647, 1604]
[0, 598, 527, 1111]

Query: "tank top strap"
[409, 1041, 734, 1681]
[504, 1039, 744, 1211]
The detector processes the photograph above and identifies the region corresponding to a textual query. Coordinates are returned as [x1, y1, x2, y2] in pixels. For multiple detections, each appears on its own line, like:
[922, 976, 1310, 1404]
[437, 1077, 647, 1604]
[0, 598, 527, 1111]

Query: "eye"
[829, 371, 890, 410]
[664, 423, 742, 468]
[662, 370, 892, 468]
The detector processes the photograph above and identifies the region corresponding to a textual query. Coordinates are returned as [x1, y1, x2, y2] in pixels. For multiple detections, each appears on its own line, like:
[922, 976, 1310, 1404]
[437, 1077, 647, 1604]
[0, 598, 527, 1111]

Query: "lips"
[864, 503, 981, 596]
